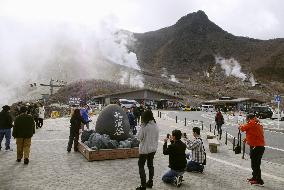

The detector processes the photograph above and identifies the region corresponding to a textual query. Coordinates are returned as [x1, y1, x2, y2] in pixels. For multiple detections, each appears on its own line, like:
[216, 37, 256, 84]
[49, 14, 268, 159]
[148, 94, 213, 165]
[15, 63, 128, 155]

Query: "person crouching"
[162, 129, 186, 187]
[185, 127, 206, 173]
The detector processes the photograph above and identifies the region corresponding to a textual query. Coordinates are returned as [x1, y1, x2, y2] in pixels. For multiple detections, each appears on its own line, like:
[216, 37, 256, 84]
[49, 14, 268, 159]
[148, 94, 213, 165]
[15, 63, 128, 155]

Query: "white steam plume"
[161, 67, 168, 78]
[249, 74, 256, 87]
[0, 18, 143, 104]
[215, 56, 247, 81]
[169, 75, 179, 83]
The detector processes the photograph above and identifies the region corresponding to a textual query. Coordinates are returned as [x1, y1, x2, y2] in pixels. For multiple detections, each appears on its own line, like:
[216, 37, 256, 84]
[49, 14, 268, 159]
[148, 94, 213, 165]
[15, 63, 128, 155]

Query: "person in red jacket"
[240, 114, 265, 186]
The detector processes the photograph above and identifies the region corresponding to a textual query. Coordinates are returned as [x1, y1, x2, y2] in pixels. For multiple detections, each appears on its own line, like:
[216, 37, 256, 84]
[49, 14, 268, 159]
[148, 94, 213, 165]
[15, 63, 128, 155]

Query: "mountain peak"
[176, 10, 209, 25]
[174, 10, 224, 34]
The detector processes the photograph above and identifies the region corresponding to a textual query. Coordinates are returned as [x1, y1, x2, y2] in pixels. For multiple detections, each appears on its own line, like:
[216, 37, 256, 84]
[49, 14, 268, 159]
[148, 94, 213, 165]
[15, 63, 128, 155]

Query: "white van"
[201, 105, 214, 112]
[119, 99, 140, 109]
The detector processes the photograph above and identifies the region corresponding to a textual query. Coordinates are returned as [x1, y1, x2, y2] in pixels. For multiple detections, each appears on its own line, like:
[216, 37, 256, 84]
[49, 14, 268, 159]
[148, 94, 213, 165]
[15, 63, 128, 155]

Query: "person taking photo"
[162, 129, 187, 187]
[185, 127, 206, 173]
[240, 114, 265, 186]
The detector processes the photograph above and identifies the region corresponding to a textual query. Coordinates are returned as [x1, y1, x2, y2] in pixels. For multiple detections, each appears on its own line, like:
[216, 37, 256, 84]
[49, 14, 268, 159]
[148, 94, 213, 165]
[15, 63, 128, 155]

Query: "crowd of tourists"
[0, 101, 266, 188]
[0, 102, 45, 165]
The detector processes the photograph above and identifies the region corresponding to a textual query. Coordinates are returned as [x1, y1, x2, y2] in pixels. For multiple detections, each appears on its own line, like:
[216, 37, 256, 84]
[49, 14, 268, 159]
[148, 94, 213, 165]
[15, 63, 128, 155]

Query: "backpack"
[234, 129, 242, 154]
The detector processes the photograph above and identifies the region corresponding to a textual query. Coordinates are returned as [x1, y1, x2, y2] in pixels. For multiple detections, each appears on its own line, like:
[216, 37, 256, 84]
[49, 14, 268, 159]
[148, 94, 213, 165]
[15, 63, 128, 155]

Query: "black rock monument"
[95, 104, 131, 141]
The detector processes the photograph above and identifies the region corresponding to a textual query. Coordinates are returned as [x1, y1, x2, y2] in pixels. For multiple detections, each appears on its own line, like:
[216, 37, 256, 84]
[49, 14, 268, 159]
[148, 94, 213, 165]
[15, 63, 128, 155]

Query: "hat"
[2, 105, 10, 111]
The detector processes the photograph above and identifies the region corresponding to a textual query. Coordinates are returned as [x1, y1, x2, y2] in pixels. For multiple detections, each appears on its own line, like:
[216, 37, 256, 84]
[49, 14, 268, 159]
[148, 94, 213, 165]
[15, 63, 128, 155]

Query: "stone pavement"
[0, 111, 283, 190]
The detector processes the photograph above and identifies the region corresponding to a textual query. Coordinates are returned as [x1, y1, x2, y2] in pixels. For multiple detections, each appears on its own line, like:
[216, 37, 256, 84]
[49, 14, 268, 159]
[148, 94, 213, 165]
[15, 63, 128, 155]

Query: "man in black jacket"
[162, 129, 186, 187]
[0, 105, 13, 151]
[13, 106, 35, 164]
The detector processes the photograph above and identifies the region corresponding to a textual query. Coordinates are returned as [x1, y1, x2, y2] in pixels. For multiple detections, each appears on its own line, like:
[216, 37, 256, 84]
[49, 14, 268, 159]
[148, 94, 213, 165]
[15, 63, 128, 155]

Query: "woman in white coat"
[38, 103, 45, 128]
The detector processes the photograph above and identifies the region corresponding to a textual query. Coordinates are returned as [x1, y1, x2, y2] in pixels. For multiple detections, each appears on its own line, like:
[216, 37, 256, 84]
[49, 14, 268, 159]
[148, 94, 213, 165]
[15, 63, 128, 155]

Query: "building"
[203, 97, 264, 111]
[90, 88, 182, 109]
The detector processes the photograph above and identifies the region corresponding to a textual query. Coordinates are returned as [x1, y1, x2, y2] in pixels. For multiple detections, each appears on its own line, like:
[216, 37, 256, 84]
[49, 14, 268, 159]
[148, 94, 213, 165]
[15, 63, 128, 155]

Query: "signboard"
[69, 97, 81, 105]
[274, 95, 281, 103]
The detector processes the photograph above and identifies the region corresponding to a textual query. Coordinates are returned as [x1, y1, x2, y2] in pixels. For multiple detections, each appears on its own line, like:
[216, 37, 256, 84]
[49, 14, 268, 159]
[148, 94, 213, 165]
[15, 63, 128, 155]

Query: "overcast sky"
[0, 0, 283, 40]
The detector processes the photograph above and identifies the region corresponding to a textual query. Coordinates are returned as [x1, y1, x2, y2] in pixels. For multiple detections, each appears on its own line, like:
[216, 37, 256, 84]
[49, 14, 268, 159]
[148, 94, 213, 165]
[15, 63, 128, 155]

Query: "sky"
[0, 0, 283, 105]
[0, 0, 283, 39]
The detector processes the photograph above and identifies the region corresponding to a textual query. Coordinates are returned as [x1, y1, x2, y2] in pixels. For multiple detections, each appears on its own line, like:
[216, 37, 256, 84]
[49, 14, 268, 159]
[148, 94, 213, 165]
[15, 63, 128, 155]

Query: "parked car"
[119, 99, 140, 109]
[182, 106, 191, 111]
[190, 107, 201, 111]
[201, 105, 214, 112]
[249, 106, 273, 119]
[271, 110, 284, 120]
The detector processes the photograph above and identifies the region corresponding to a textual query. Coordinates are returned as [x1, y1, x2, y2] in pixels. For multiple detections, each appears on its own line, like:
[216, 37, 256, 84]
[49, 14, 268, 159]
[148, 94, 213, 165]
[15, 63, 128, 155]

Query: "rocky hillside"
[50, 11, 284, 107]
[132, 10, 284, 82]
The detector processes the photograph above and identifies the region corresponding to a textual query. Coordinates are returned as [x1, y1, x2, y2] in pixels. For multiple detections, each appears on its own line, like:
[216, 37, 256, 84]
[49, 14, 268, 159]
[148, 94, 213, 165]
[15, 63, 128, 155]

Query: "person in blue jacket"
[80, 104, 91, 130]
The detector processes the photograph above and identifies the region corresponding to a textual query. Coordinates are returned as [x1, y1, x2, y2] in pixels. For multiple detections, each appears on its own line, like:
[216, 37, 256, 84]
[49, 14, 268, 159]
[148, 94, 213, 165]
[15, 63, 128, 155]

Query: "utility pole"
[40, 79, 66, 96]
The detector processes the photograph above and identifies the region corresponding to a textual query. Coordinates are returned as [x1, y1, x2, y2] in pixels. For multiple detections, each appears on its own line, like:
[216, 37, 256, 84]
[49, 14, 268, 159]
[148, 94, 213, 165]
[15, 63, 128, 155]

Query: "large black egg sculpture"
[95, 104, 131, 141]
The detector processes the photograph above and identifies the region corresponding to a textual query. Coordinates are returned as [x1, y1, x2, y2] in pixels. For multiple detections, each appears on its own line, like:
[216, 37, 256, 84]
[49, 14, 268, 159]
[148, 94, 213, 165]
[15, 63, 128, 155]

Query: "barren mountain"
[128, 10, 284, 105]
[132, 10, 284, 82]
[51, 11, 284, 106]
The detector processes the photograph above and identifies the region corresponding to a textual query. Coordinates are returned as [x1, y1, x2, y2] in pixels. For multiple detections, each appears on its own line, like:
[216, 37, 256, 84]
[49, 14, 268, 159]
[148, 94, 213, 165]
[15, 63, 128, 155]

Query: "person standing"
[137, 104, 145, 125]
[80, 104, 90, 130]
[32, 104, 39, 129]
[162, 130, 187, 187]
[0, 105, 13, 151]
[240, 114, 265, 186]
[185, 127, 206, 173]
[215, 110, 224, 139]
[38, 103, 45, 128]
[67, 109, 86, 152]
[13, 106, 35, 164]
[133, 105, 140, 125]
[136, 110, 159, 190]
[128, 107, 137, 135]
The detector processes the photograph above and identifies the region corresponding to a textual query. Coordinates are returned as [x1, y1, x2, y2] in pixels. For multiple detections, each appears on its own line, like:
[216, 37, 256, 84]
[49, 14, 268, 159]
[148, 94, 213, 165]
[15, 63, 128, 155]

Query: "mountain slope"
[132, 10, 284, 82]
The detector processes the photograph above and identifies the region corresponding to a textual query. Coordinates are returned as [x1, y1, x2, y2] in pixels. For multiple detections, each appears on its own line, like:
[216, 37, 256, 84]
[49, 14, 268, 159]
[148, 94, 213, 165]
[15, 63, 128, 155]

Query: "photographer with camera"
[239, 114, 265, 186]
[162, 129, 187, 187]
[185, 127, 206, 173]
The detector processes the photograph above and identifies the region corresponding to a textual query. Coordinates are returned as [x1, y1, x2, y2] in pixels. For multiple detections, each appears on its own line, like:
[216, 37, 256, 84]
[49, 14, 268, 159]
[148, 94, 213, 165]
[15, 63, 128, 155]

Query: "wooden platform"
[78, 141, 139, 161]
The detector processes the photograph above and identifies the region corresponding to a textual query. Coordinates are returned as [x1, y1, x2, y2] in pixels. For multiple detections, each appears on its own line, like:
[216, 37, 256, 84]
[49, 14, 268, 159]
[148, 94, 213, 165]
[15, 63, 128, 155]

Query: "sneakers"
[249, 180, 264, 186]
[24, 158, 29, 165]
[16, 159, 21, 162]
[5, 146, 11, 150]
[246, 177, 255, 182]
[146, 180, 153, 188]
[135, 186, 146, 190]
[174, 176, 182, 187]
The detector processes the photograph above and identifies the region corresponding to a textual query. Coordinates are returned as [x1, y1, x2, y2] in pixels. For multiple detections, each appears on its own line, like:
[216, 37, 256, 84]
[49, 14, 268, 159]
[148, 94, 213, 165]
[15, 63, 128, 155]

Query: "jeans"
[216, 124, 222, 139]
[67, 128, 79, 151]
[38, 118, 43, 128]
[186, 161, 204, 172]
[81, 123, 89, 131]
[131, 125, 137, 135]
[16, 138, 32, 159]
[0, 128, 11, 149]
[162, 169, 185, 183]
[250, 146, 265, 182]
[138, 152, 156, 187]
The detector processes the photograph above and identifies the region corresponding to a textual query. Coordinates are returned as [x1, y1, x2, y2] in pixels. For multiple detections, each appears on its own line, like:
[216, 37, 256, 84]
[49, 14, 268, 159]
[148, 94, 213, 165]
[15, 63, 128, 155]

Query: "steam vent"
[95, 104, 131, 141]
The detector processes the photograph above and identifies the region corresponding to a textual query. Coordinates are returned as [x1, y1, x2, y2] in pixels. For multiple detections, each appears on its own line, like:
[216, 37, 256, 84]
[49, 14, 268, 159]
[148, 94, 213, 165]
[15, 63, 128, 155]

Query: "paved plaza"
[0, 111, 284, 190]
